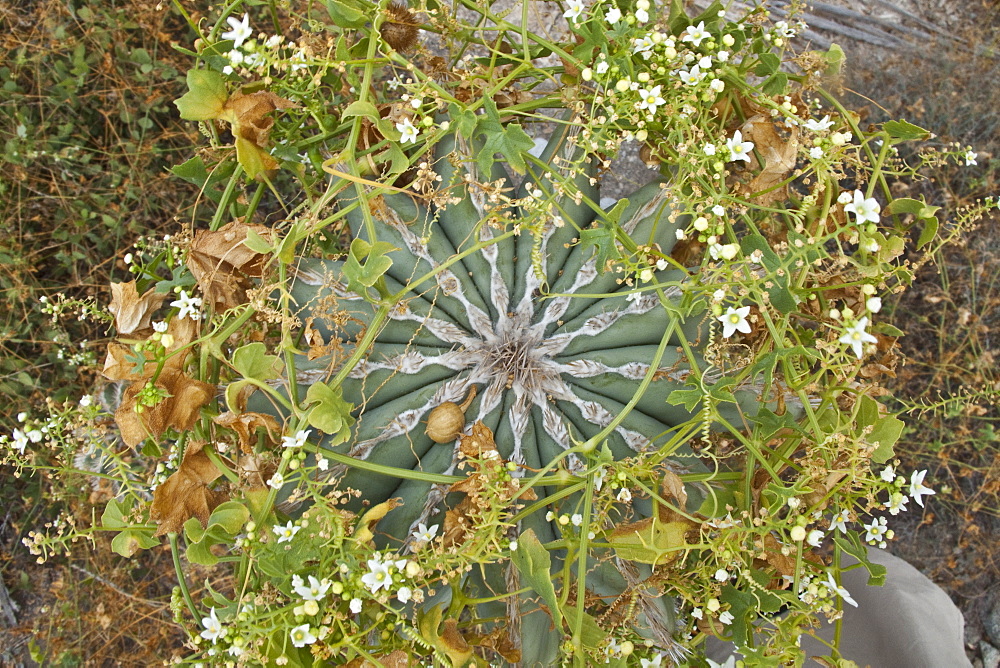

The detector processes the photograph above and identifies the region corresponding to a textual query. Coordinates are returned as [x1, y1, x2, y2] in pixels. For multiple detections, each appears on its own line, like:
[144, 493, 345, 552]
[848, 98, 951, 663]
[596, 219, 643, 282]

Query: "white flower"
[703, 143, 716, 156]
[909, 469, 936, 507]
[880, 464, 896, 483]
[718, 610, 734, 625]
[571, 513, 583, 526]
[640, 655, 662, 668]
[964, 150, 978, 166]
[396, 118, 419, 144]
[316, 455, 328, 471]
[843, 189, 881, 224]
[200, 607, 225, 644]
[221, 13, 253, 49]
[707, 657, 737, 668]
[397, 586, 412, 604]
[79, 394, 93, 407]
[709, 78, 725, 92]
[273, 521, 300, 544]
[509, 539, 518, 552]
[412, 522, 439, 543]
[595, 60, 609, 74]
[866, 296, 882, 313]
[886, 491, 908, 515]
[26, 429, 42, 443]
[837, 191, 854, 205]
[691, 607, 703, 620]
[11, 429, 28, 454]
[717, 50, 730, 62]
[349, 598, 362, 614]
[267, 472, 284, 490]
[605, 6, 621, 23]
[863, 516, 888, 545]
[725, 130, 754, 162]
[717, 306, 751, 338]
[806, 529, 824, 547]
[774, 20, 796, 39]
[825, 572, 858, 607]
[361, 554, 393, 593]
[677, 64, 706, 86]
[289, 623, 317, 648]
[616, 487, 632, 503]
[152, 321, 168, 333]
[170, 290, 203, 321]
[698, 55, 713, 69]
[632, 36, 654, 54]
[714, 569, 729, 581]
[281, 429, 311, 449]
[830, 509, 849, 533]
[804, 115, 833, 132]
[682, 21, 710, 47]
[839, 317, 878, 359]
[293, 575, 331, 601]
[563, 0, 586, 22]
[635, 7, 649, 22]
[636, 85, 665, 114]
[809, 146, 824, 160]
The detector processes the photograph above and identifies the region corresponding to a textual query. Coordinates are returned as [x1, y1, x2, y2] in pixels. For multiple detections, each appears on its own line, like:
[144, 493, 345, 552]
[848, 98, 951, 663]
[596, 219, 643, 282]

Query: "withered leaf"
[115, 368, 215, 447]
[150, 441, 225, 536]
[742, 115, 799, 207]
[355, 499, 402, 545]
[344, 651, 411, 668]
[187, 220, 274, 312]
[213, 411, 281, 453]
[108, 281, 166, 336]
[222, 89, 297, 148]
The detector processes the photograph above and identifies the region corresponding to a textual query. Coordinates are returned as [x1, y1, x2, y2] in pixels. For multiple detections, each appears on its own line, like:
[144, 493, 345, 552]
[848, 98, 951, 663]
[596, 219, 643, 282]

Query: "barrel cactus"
[279, 125, 755, 662]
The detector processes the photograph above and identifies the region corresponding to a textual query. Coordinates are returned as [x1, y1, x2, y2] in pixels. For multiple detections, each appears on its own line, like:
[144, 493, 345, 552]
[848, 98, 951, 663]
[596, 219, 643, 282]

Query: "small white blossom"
[273, 521, 300, 544]
[636, 85, 665, 114]
[804, 115, 834, 132]
[839, 317, 878, 359]
[562, 0, 586, 22]
[605, 6, 622, 23]
[349, 598, 362, 614]
[691, 607, 703, 620]
[170, 290, 203, 321]
[863, 516, 889, 546]
[837, 191, 854, 205]
[397, 586, 412, 604]
[616, 487, 632, 503]
[293, 575, 331, 601]
[886, 491, 908, 515]
[361, 554, 393, 593]
[200, 608, 225, 644]
[826, 572, 858, 607]
[964, 150, 978, 166]
[289, 624, 317, 648]
[412, 522, 439, 543]
[714, 569, 729, 581]
[830, 509, 850, 533]
[809, 146, 824, 160]
[682, 21, 710, 47]
[806, 529, 825, 547]
[725, 130, 754, 162]
[866, 296, 882, 313]
[316, 456, 328, 471]
[221, 13, 252, 49]
[909, 470, 936, 507]
[396, 118, 419, 144]
[880, 464, 896, 483]
[267, 472, 284, 490]
[11, 429, 28, 454]
[571, 513, 583, 526]
[718, 306, 751, 338]
[632, 36, 654, 54]
[281, 429, 311, 449]
[718, 610, 734, 625]
[843, 189, 881, 224]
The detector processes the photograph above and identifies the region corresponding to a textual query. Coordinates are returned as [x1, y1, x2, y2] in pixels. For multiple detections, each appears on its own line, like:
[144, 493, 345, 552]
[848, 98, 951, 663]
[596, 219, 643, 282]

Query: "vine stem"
[169, 532, 199, 621]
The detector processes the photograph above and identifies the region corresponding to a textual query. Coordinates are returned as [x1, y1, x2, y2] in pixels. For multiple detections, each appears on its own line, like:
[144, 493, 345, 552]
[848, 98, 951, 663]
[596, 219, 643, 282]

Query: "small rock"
[981, 642, 1000, 668]
[987, 603, 1000, 647]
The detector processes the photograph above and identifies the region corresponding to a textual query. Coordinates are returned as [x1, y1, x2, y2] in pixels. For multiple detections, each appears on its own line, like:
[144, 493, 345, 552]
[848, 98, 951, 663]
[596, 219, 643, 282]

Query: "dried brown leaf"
[742, 115, 799, 207]
[187, 221, 274, 312]
[150, 441, 225, 536]
[115, 368, 215, 447]
[108, 281, 166, 336]
[223, 90, 297, 147]
[213, 411, 281, 452]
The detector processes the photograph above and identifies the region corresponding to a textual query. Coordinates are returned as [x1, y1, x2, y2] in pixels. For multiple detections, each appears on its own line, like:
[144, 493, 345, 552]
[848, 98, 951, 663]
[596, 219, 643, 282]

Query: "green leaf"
[833, 532, 887, 586]
[342, 100, 379, 121]
[326, 0, 367, 28]
[667, 387, 702, 412]
[232, 342, 283, 381]
[720, 584, 760, 647]
[225, 378, 258, 413]
[754, 53, 780, 77]
[916, 217, 939, 248]
[343, 238, 396, 296]
[111, 528, 159, 558]
[887, 197, 940, 248]
[822, 43, 845, 76]
[235, 135, 277, 180]
[562, 604, 608, 649]
[856, 395, 904, 463]
[450, 104, 477, 140]
[510, 529, 563, 631]
[762, 72, 788, 97]
[174, 69, 228, 121]
[101, 497, 130, 530]
[245, 228, 275, 254]
[184, 501, 249, 566]
[305, 381, 355, 442]
[475, 98, 536, 175]
[579, 199, 629, 273]
[884, 119, 931, 142]
[607, 517, 692, 565]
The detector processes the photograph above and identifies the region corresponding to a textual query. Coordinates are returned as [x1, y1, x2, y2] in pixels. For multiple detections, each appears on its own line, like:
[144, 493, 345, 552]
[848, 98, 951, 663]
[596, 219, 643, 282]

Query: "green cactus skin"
[283, 126, 748, 663]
